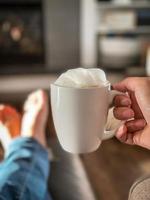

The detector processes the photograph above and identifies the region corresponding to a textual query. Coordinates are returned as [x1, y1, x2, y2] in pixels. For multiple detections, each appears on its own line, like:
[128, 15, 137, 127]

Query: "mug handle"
[102, 90, 126, 140]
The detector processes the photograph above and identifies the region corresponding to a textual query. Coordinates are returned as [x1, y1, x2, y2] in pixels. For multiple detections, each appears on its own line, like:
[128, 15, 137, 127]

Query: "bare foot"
[0, 105, 21, 150]
[21, 90, 48, 148]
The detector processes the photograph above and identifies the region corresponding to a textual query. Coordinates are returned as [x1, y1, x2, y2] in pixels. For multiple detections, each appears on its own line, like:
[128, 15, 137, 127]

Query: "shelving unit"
[96, 0, 150, 73]
[80, 0, 150, 73]
[97, 26, 150, 35]
[97, 1, 150, 9]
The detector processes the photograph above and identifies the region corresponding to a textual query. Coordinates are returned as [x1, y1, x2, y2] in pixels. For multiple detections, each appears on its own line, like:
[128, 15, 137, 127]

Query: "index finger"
[114, 95, 131, 107]
[112, 77, 148, 92]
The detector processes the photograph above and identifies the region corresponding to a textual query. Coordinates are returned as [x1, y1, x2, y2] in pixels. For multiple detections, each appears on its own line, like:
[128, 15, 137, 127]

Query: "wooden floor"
[81, 138, 150, 200]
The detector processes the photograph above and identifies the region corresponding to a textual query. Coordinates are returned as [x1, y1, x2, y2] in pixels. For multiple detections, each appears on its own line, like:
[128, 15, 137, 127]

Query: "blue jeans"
[0, 137, 52, 200]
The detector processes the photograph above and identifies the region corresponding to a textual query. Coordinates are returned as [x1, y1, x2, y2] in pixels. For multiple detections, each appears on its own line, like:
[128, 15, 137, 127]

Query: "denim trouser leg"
[0, 137, 52, 200]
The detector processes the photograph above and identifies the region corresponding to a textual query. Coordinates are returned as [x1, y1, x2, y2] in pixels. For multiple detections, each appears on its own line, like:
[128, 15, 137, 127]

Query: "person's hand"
[113, 77, 150, 149]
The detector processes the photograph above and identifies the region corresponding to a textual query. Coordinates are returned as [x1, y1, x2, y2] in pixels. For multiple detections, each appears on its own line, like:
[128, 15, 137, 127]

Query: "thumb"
[113, 78, 150, 123]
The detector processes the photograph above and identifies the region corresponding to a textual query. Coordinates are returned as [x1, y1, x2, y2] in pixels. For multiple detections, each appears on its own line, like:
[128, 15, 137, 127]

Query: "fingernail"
[137, 120, 147, 127]
[123, 109, 134, 118]
[121, 99, 131, 106]
[116, 125, 125, 137]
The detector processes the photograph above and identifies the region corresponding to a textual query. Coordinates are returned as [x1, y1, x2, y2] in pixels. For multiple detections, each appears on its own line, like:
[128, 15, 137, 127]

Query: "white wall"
[80, 0, 98, 67]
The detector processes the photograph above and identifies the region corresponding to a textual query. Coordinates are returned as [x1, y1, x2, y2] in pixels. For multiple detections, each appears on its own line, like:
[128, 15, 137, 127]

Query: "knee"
[129, 175, 150, 200]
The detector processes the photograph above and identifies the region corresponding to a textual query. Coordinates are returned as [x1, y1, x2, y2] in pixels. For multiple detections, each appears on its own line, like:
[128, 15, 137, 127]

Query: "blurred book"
[112, 0, 131, 5]
[97, 0, 111, 1]
[101, 10, 136, 30]
[137, 10, 150, 26]
[126, 66, 146, 76]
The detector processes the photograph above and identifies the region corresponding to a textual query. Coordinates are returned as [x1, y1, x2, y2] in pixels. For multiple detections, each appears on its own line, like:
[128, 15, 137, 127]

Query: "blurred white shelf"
[0, 74, 58, 94]
[97, 26, 150, 34]
[97, 1, 150, 9]
[126, 66, 146, 76]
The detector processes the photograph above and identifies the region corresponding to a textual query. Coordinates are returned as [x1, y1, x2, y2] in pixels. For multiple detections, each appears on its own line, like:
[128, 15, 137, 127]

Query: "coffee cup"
[51, 81, 123, 153]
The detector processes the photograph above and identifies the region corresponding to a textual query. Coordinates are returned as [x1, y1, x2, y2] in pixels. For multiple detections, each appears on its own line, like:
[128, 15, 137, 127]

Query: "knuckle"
[113, 107, 122, 119]
[113, 95, 120, 104]
[133, 134, 141, 145]
[113, 107, 117, 114]
[133, 136, 139, 145]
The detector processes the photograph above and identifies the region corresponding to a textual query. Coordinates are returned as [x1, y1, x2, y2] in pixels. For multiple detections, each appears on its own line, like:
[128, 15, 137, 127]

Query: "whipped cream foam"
[55, 68, 108, 88]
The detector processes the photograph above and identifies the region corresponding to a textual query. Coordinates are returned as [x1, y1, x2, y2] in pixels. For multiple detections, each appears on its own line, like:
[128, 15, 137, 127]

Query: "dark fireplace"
[0, 0, 45, 74]
[0, 0, 80, 74]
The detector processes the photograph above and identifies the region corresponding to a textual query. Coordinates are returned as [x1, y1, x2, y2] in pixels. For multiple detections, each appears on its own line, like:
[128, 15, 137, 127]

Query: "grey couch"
[48, 139, 96, 200]
[129, 175, 150, 200]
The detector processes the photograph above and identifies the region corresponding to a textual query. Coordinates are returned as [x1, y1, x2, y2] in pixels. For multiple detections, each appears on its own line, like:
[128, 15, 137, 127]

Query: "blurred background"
[0, 0, 150, 200]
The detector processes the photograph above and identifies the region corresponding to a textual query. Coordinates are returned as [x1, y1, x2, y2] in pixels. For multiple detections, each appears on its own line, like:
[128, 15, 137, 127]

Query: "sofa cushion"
[48, 139, 96, 200]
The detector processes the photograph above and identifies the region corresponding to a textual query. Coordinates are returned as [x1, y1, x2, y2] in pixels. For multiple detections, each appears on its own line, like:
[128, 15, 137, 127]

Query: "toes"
[24, 90, 47, 111]
[21, 90, 48, 147]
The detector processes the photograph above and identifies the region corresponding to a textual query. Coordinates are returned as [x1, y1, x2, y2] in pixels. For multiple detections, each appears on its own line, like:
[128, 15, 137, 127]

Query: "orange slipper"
[0, 105, 21, 150]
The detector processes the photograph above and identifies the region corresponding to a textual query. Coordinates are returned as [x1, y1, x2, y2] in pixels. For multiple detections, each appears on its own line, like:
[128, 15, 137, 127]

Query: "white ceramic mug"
[51, 81, 123, 153]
